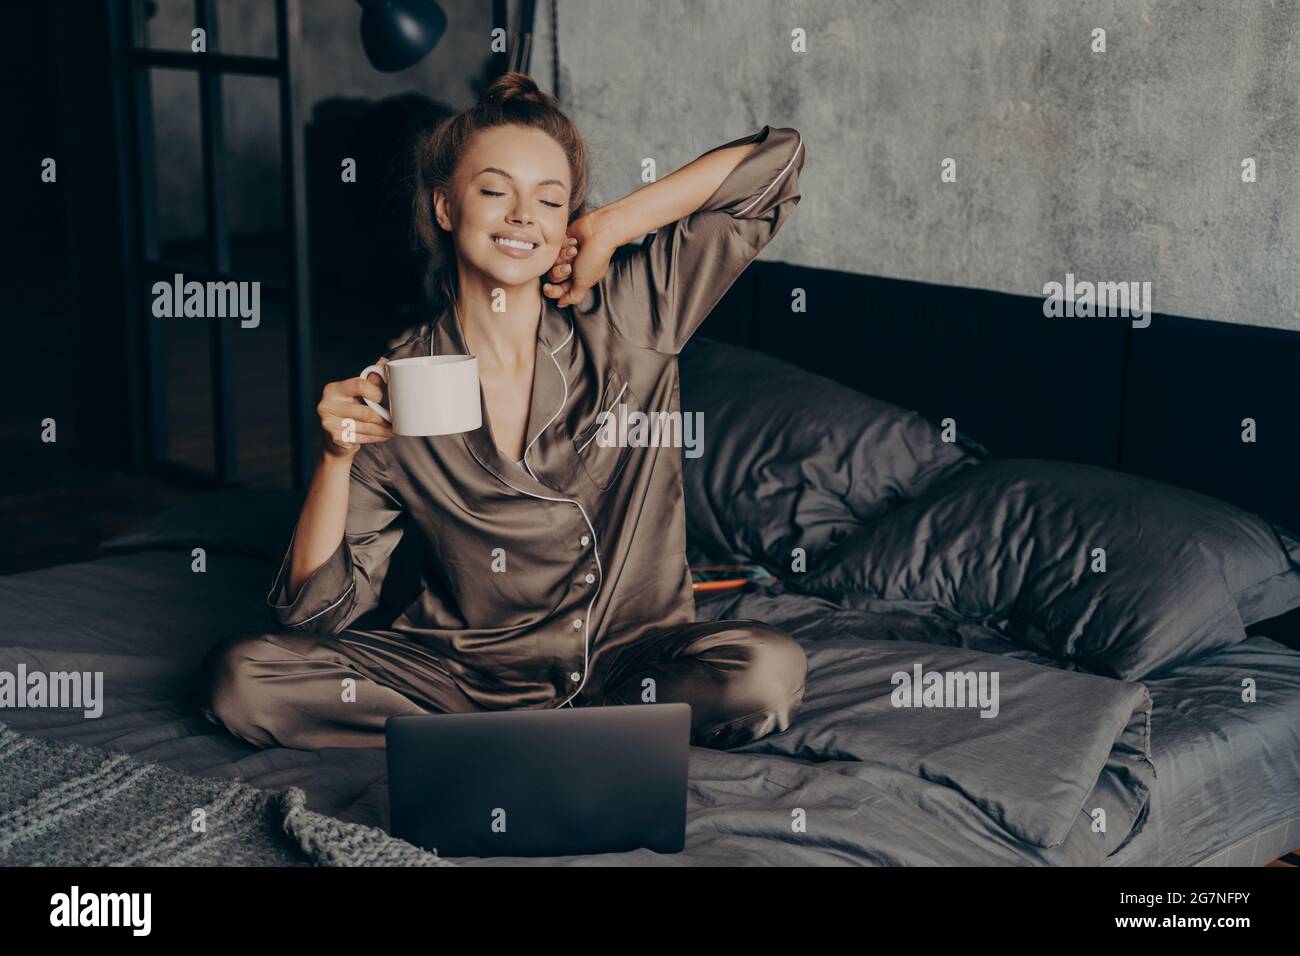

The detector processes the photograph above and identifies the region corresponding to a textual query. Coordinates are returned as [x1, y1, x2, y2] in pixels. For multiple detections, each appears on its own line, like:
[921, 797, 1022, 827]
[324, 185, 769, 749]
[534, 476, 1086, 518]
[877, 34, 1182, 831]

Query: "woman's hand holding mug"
[317, 357, 395, 459]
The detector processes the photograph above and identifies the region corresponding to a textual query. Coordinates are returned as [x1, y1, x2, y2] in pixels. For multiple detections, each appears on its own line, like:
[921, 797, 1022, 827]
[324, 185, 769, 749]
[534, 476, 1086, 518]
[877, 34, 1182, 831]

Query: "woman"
[201, 73, 807, 751]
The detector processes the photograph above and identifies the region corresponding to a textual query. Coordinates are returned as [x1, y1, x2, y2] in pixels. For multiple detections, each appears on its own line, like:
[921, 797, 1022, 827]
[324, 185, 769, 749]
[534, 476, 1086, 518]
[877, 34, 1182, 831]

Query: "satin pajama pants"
[198, 620, 808, 752]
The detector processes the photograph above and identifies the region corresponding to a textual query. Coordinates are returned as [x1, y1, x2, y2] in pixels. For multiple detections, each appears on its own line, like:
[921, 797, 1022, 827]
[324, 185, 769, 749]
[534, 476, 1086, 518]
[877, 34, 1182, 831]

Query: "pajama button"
[580, 535, 590, 547]
[573, 619, 583, 629]
[585, 573, 595, 583]
[570, 672, 582, 682]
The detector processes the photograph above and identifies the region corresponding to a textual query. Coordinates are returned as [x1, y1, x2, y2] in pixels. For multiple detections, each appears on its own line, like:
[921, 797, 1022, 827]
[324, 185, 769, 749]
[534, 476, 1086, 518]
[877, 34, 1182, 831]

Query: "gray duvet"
[2, 547, 1295, 866]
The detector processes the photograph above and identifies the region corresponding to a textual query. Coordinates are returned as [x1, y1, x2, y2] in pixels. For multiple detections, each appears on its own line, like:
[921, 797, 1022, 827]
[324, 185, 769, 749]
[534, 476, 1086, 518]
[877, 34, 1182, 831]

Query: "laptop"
[386, 702, 691, 859]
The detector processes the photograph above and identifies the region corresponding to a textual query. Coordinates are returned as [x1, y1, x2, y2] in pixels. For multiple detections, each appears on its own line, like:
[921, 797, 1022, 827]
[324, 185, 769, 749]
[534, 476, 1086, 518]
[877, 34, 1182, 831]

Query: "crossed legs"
[200, 620, 807, 752]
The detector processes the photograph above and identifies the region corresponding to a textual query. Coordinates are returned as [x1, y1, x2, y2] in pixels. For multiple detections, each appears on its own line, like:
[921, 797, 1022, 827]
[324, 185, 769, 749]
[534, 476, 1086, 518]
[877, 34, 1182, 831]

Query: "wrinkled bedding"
[801, 458, 1300, 680]
[9, 335, 1295, 864]
[1, 547, 1296, 865]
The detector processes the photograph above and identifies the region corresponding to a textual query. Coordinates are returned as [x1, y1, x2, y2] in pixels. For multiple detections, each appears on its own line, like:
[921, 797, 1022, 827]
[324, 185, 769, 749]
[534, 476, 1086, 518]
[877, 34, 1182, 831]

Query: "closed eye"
[479, 188, 563, 208]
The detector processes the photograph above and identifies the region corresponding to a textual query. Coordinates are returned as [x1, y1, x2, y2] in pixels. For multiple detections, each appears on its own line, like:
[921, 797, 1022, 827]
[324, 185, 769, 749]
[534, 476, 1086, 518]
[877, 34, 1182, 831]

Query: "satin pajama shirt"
[202, 125, 807, 750]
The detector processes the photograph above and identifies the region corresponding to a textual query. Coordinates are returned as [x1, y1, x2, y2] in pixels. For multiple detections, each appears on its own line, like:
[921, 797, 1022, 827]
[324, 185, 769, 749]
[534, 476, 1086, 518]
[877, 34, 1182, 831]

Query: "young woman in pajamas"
[201, 73, 808, 751]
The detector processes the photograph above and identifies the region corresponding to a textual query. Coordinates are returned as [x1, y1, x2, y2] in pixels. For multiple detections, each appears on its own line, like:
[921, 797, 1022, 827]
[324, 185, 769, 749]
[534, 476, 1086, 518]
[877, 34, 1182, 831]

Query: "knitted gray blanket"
[0, 722, 454, 866]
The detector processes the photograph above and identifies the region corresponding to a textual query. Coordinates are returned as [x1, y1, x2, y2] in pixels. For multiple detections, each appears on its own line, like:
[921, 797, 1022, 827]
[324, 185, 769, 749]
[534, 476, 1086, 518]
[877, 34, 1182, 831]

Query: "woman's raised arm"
[549, 125, 805, 354]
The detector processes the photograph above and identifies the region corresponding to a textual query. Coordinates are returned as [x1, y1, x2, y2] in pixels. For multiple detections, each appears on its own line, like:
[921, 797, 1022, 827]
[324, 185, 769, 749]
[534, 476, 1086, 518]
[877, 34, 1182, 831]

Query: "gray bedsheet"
[1, 550, 1296, 865]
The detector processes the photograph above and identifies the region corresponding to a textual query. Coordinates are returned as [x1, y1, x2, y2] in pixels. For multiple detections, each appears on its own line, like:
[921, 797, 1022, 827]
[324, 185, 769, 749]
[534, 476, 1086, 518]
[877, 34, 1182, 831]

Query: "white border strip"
[521, 313, 576, 482]
[735, 131, 804, 217]
[267, 528, 360, 629]
[481, 464, 604, 709]
[575, 381, 628, 453]
[462, 310, 602, 708]
[284, 581, 356, 628]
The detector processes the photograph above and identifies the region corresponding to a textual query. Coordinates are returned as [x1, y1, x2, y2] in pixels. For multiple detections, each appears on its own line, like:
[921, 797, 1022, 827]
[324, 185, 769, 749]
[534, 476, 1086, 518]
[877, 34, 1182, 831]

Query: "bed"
[2, 337, 1297, 866]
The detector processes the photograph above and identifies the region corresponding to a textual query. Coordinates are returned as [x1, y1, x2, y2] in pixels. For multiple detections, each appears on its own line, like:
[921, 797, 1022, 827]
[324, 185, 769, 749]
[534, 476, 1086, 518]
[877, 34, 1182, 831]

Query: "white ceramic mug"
[358, 355, 482, 437]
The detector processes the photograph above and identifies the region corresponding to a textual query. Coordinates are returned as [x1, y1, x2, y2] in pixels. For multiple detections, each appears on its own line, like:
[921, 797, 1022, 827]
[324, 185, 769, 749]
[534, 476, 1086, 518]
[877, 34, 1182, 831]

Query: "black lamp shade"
[357, 0, 446, 72]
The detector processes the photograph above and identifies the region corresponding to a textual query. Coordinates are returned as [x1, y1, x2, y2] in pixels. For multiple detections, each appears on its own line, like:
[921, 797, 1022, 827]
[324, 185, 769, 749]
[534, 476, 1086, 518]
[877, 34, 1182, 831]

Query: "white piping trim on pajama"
[549, 318, 574, 356]
[473, 310, 601, 709]
[734, 132, 803, 218]
[284, 580, 356, 628]
[575, 381, 628, 453]
[522, 313, 575, 483]
[486, 468, 603, 709]
[267, 527, 360, 628]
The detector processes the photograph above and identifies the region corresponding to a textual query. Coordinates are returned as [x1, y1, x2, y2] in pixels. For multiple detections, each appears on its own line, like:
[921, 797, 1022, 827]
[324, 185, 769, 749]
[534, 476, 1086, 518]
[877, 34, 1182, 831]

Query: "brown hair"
[412, 72, 590, 307]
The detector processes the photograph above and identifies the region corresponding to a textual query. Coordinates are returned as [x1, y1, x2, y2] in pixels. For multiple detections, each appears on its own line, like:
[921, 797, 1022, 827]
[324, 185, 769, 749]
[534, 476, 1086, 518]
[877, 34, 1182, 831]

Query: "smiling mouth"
[492, 236, 538, 251]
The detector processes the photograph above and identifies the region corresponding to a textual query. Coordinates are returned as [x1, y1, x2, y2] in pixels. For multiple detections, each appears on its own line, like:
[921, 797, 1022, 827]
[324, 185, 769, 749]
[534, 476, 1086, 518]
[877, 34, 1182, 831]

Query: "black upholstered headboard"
[695, 261, 1300, 537]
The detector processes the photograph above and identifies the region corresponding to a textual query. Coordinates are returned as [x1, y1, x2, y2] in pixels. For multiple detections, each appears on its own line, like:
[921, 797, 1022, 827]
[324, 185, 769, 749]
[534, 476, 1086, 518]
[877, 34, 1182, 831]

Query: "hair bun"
[485, 71, 545, 105]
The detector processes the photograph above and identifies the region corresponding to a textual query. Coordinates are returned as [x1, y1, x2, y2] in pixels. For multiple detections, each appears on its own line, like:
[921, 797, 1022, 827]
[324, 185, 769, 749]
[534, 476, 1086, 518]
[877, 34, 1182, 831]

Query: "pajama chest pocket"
[572, 371, 638, 491]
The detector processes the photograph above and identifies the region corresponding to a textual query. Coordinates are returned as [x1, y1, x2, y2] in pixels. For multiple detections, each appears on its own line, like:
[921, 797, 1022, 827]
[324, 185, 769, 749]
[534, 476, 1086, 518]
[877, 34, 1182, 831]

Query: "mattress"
[0, 549, 1296, 865]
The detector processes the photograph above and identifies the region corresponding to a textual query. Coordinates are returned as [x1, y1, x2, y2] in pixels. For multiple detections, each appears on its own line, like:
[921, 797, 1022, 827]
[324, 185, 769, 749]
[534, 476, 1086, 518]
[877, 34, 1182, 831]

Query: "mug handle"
[358, 364, 391, 423]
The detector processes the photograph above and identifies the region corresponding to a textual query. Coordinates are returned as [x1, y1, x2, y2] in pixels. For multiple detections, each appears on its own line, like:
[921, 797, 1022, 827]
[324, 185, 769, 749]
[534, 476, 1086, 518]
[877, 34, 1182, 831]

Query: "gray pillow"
[679, 337, 983, 569]
[801, 458, 1300, 679]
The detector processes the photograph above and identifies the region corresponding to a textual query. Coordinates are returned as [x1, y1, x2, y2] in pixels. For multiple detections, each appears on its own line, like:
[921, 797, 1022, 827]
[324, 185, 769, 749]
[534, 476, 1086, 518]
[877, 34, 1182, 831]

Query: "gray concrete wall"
[533, 0, 1300, 330]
